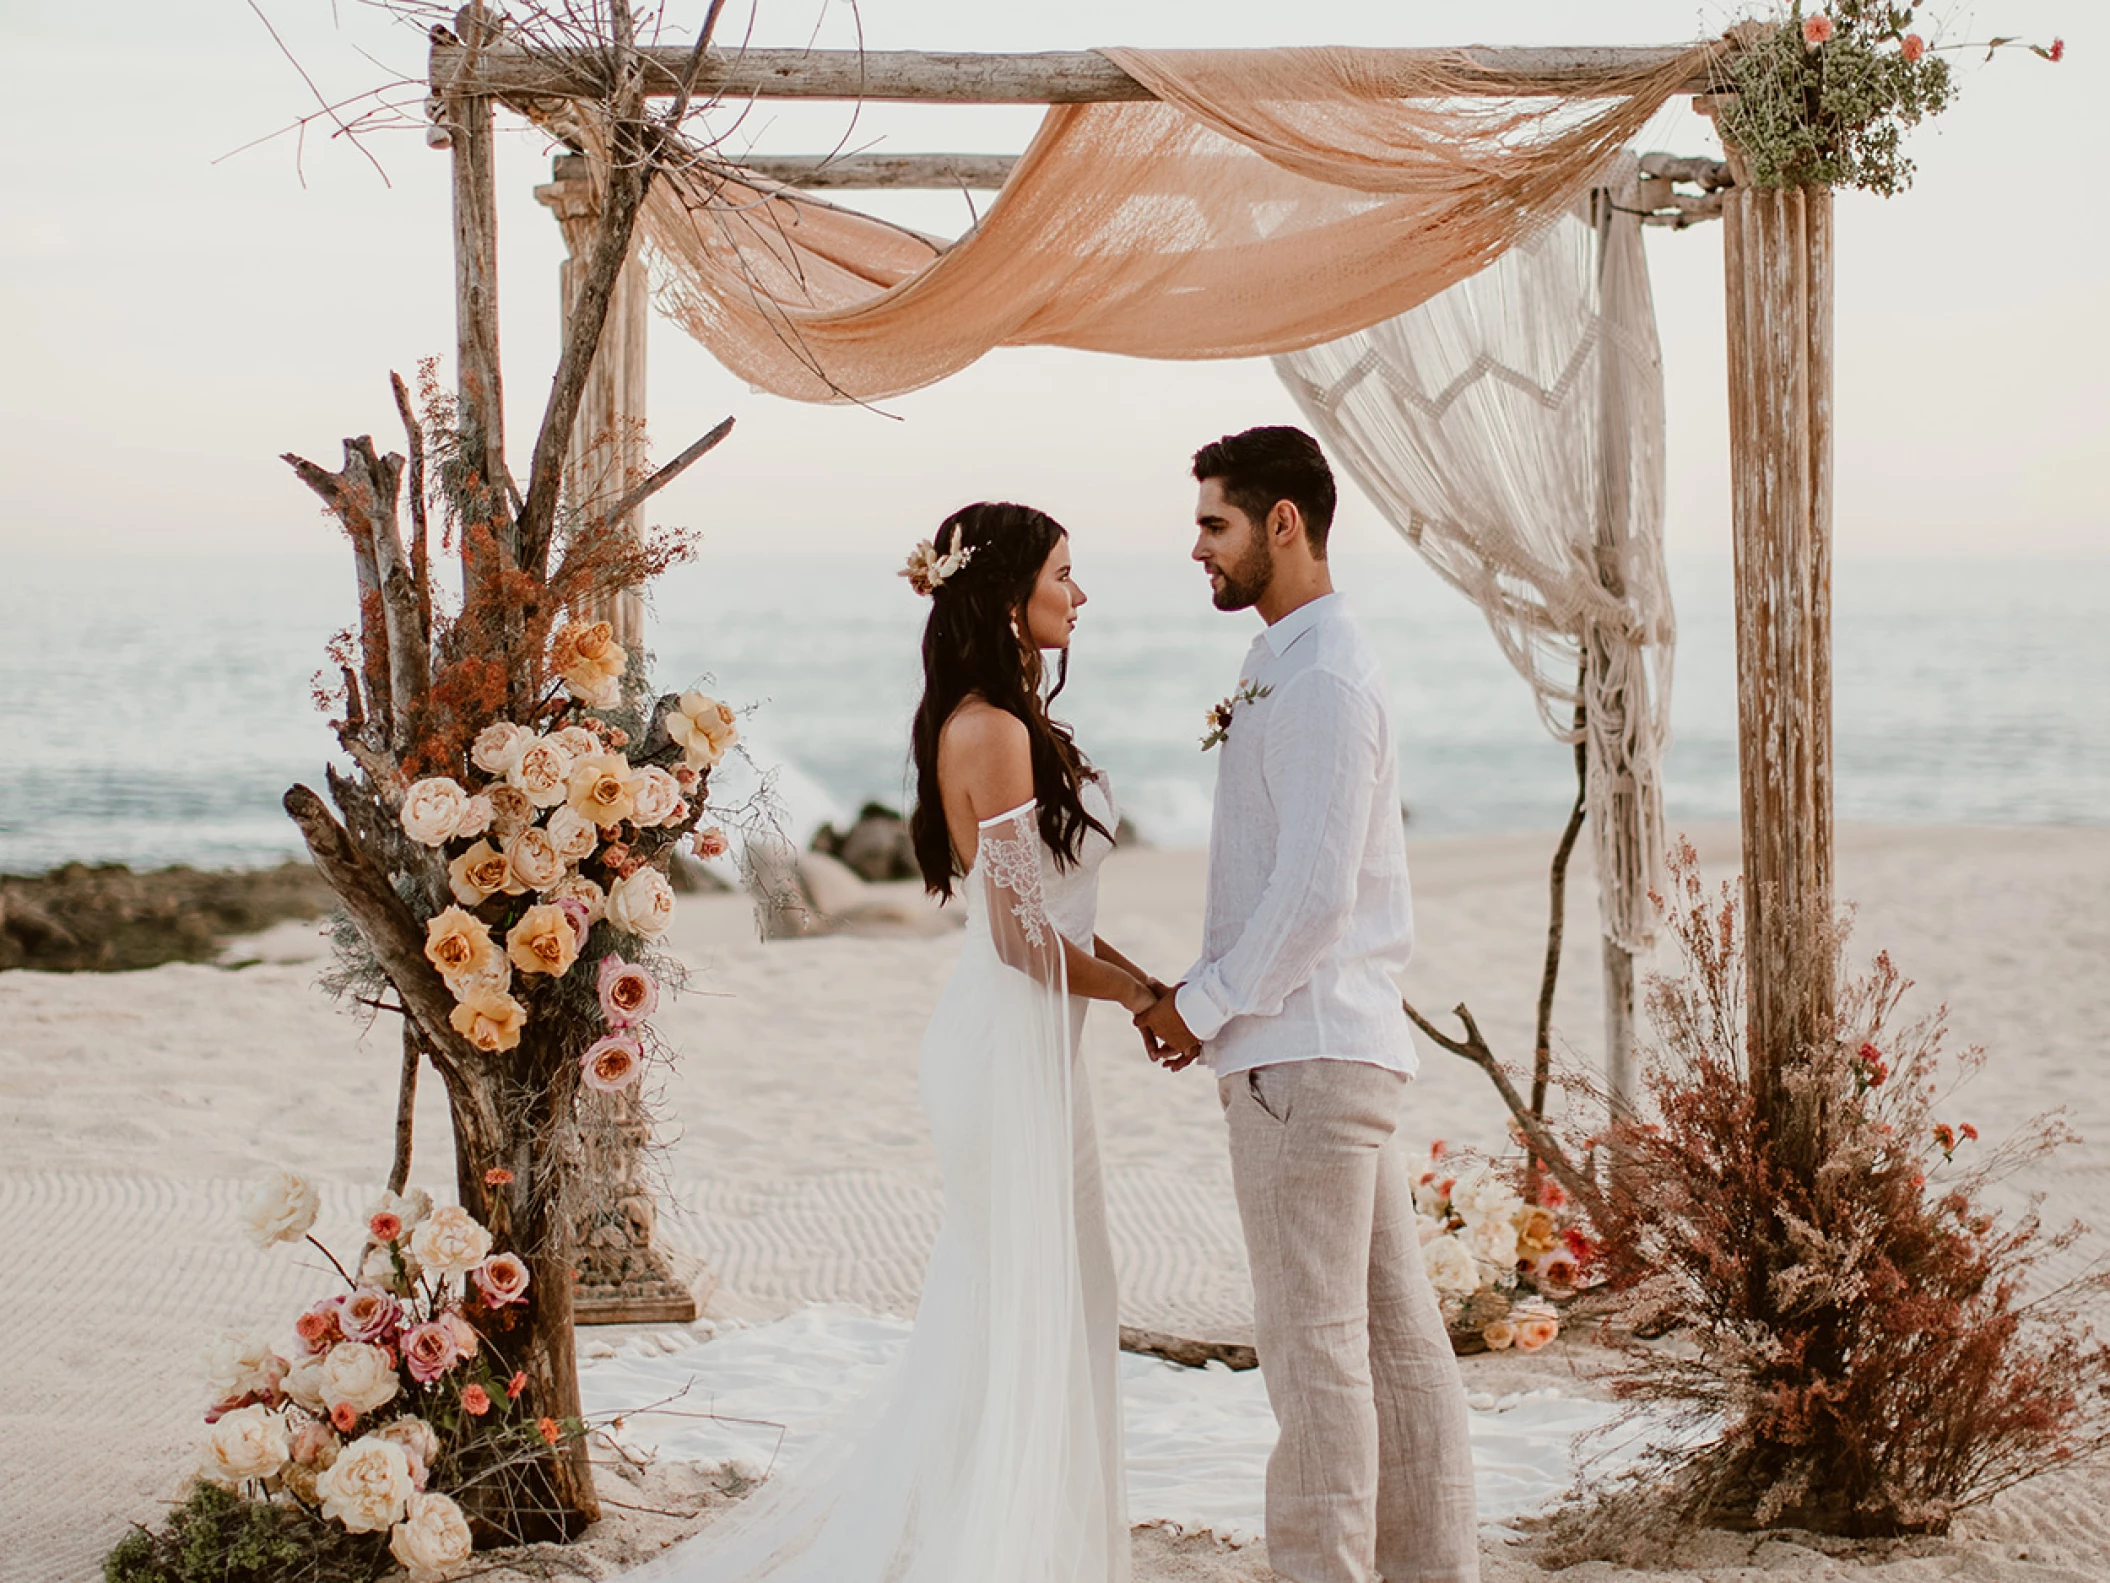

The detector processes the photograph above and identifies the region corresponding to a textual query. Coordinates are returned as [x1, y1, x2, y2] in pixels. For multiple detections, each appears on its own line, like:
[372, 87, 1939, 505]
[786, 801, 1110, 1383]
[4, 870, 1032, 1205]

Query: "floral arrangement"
[1715, 3, 2062, 195]
[150, 1173, 583, 1580]
[1199, 680, 1271, 751]
[1412, 1141, 1594, 1354]
[1543, 841, 2110, 1549]
[392, 634, 737, 1065]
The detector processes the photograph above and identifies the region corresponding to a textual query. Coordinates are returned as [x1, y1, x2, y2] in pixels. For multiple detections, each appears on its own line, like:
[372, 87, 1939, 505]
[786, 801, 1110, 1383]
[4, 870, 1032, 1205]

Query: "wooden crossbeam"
[429, 42, 1720, 103]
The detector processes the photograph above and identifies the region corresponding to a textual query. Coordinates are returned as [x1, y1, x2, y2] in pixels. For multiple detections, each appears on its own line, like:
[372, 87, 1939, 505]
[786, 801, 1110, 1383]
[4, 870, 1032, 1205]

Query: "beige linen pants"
[1222, 1059, 1478, 1583]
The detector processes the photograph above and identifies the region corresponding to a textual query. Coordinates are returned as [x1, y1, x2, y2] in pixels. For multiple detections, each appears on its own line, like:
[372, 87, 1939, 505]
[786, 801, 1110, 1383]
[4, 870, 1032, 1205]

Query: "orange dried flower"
[538, 1416, 562, 1446]
[484, 1167, 515, 1187]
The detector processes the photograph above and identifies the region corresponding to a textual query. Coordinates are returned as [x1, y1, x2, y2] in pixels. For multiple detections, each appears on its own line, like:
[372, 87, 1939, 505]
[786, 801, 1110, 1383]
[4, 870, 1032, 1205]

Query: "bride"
[634, 501, 1160, 1582]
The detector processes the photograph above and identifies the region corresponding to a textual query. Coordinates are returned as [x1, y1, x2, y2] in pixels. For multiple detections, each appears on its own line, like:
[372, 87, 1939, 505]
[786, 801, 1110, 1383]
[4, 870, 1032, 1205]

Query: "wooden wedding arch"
[299, 7, 1843, 1529]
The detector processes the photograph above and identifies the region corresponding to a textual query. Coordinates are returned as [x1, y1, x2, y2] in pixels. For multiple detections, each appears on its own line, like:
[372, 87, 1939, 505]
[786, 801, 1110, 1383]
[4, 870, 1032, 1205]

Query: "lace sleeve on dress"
[976, 799, 1065, 991]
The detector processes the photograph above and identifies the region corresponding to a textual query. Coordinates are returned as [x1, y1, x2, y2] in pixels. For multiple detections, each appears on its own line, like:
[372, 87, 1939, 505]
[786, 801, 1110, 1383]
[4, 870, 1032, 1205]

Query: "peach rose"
[692, 826, 729, 861]
[472, 1251, 531, 1308]
[441, 1309, 480, 1362]
[460, 1384, 492, 1417]
[1514, 1205, 1561, 1258]
[629, 765, 683, 828]
[200, 1405, 290, 1488]
[607, 867, 674, 937]
[470, 721, 530, 775]
[290, 1416, 341, 1470]
[550, 724, 600, 761]
[389, 1490, 474, 1581]
[1514, 1306, 1560, 1352]
[667, 692, 738, 769]
[485, 783, 534, 838]
[409, 1205, 493, 1279]
[448, 980, 527, 1052]
[506, 903, 580, 978]
[507, 735, 575, 809]
[553, 620, 626, 708]
[402, 1321, 460, 1384]
[545, 805, 600, 863]
[424, 907, 500, 989]
[447, 839, 518, 906]
[504, 825, 566, 892]
[339, 1287, 403, 1345]
[566, 752, 638, 825]
[401, 777, 473, 847]
[316, 1434, 414, 1533]
[1481, 1318, 1518, 1352]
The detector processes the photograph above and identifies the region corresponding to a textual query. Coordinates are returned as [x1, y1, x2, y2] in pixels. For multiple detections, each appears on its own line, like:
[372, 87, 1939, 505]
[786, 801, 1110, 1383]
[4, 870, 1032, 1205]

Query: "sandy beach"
[4, 822, 2107, 1583]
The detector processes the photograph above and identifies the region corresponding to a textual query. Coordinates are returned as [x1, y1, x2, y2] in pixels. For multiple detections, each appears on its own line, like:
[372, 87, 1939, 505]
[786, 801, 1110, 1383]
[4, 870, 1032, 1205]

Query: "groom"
[1138, 427, 1479, 1583]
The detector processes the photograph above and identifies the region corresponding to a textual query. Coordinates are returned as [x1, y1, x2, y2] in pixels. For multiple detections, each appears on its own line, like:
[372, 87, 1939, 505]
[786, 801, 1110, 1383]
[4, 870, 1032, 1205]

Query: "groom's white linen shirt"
[1175, 593, 1418, 1079]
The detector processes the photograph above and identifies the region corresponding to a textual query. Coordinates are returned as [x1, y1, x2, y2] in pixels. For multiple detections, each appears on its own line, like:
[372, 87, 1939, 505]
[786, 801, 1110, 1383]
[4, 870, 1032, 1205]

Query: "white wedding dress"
[631, 777, 1129, 1583]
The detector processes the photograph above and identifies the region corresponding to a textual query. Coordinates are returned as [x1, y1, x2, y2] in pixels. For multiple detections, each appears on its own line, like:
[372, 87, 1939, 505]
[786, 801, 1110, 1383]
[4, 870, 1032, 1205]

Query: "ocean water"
[2, 547, 2106, 873]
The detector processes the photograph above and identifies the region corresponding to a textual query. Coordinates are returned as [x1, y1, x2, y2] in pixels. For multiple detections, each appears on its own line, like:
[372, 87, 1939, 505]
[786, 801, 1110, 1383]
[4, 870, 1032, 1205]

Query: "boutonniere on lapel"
[1200, 679, 1272, 751]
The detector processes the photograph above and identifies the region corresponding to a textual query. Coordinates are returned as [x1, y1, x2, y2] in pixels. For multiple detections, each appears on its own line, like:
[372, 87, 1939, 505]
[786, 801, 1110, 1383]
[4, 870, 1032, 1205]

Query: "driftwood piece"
[1532, 707, 1589, 1117]
[388, 1022, 421, 1197]
[391, 371, 433, 640]
[736, 152, 1019, 189]
[1120, 1325, 1258, 1372]
[605, 416, 734, 523]
[447, 4, 508, 573]
[430, 43, 1725, 103]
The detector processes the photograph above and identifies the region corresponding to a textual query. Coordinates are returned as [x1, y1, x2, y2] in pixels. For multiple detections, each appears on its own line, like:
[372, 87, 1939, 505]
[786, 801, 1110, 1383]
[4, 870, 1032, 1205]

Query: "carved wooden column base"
[570, 1085, 714, 1326]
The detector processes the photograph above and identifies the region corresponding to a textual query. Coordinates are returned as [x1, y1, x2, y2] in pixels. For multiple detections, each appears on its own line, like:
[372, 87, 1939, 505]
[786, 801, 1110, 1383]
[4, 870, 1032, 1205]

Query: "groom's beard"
[1211, 535, 1276, 612]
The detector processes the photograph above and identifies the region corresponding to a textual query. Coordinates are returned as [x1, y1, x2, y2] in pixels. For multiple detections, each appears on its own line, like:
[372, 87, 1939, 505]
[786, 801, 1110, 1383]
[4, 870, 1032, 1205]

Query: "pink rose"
[340, 1287, 403, 1345]
[472, 1252, 532, 1308]
[581, 1033, 643, 1093]
[692, 826, 728, 861]
[442, 1310, 481, 1362]
[401, 1321, 461, 1384]
[555, 896, 594, 951]
[1802, 13, 1833, 44]
[596, 956, 658, 1028]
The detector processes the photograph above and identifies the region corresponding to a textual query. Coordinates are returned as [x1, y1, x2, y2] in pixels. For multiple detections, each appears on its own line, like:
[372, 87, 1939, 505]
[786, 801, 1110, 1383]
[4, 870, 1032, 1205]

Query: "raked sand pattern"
[3, 825, 2108, 1582]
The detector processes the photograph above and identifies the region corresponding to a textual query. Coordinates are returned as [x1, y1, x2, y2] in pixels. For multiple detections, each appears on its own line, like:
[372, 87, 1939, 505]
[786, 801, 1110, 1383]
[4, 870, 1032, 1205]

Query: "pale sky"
[1, 1, 2101, 567]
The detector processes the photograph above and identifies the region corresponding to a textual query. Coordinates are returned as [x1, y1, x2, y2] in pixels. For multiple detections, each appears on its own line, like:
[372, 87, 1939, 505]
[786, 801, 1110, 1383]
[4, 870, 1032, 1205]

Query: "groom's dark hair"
[1192, 426, 1337, 556]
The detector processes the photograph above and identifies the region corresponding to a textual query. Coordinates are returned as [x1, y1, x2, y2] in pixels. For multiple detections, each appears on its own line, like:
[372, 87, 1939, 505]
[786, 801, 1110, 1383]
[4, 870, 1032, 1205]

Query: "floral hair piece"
[898, 525, 975, 597]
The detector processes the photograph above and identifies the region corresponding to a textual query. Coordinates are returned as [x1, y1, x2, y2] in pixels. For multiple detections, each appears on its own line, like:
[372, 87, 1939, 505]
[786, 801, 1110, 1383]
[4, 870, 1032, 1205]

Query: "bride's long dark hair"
[909, 501, 1109, 899]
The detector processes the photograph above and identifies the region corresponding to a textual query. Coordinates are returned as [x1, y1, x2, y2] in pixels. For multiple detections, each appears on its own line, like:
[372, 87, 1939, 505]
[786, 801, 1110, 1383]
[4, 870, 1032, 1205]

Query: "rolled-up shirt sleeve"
[1175, 668, 1380, 1043]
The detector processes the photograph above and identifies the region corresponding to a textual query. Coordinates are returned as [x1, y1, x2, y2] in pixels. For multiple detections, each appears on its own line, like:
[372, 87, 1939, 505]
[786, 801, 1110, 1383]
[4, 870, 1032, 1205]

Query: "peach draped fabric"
[598, 43, 1723, 403]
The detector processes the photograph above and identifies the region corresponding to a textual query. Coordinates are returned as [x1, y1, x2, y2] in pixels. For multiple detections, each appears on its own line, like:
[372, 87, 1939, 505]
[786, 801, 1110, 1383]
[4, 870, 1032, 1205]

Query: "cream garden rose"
[366, 1187, 433, 1229]
[200, 1405, 290, 1488]
[629, 765, 683, 828]
[470, 721, 530, 775]
[240, 1170, 320, 1249]
[448, 980, 527, 1052]
[375, 1416, 440, 1488]
[424, 907, 501, 988]
[504, 825, 566, 892]
[201, 1329, 287, 1405]
[316, 1435, 415, 1533]
[507, 735, 576, 809]
[667, 692, 738, 769]
[1422, 1233, 1482, 1297]
[485, 783, 535, 838]
[315, 1341, 401, 1416]
[409, 1205, 493, 1279]
[401, 777, 474, 847]
[390, 1490, 474, 1581]
[544, 805, 600, 864]
[1465, 1214, 1521, 1271]
[550, 724, 600, 761]
[506, 903, 580, 978]
[554, 620, 626, 709]
[545, 871, 608, 924]
[447, 840, 518, 906]
[608, 867, 675, 936]
[567, 752, 638, 826]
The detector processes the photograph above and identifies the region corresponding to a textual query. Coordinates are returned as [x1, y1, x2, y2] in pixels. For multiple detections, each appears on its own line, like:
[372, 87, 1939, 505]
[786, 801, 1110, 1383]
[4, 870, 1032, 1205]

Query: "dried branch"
[388, 1022, 423, 1196]
[284, 783, 486, 1084]
[1533, 695, 1590, 1116]
[607, 416, 733, 521]
[285, 446, 393, 740]
[391, 370, 433, 639]
[1120, 1325, 1258, 1371]
[1402, 997, 1602, 1214]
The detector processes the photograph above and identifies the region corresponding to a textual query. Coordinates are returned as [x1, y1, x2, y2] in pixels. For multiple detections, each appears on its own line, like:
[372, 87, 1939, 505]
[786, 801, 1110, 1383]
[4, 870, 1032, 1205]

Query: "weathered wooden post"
[1713, 118, 1837, 1157]
[535, 152, 652, 650]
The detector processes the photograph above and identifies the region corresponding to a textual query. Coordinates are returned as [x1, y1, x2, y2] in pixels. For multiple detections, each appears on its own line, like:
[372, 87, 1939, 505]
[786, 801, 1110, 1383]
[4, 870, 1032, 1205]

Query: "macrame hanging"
[1274, 152, 1674, 1048]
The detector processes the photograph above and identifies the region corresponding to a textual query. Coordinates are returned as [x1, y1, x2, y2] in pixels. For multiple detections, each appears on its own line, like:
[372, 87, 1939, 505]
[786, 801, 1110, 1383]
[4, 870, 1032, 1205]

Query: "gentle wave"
[3, 550, 2105, 873]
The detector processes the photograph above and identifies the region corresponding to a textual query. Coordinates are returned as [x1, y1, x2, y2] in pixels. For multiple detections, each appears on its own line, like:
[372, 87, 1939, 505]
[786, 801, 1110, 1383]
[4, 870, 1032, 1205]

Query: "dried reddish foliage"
[1562, 840, 2110, 1547]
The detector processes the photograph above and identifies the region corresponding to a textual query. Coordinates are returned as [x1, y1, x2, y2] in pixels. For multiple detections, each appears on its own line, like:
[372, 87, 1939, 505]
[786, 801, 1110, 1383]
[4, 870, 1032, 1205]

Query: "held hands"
[1135, 981, 1204, 1071]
